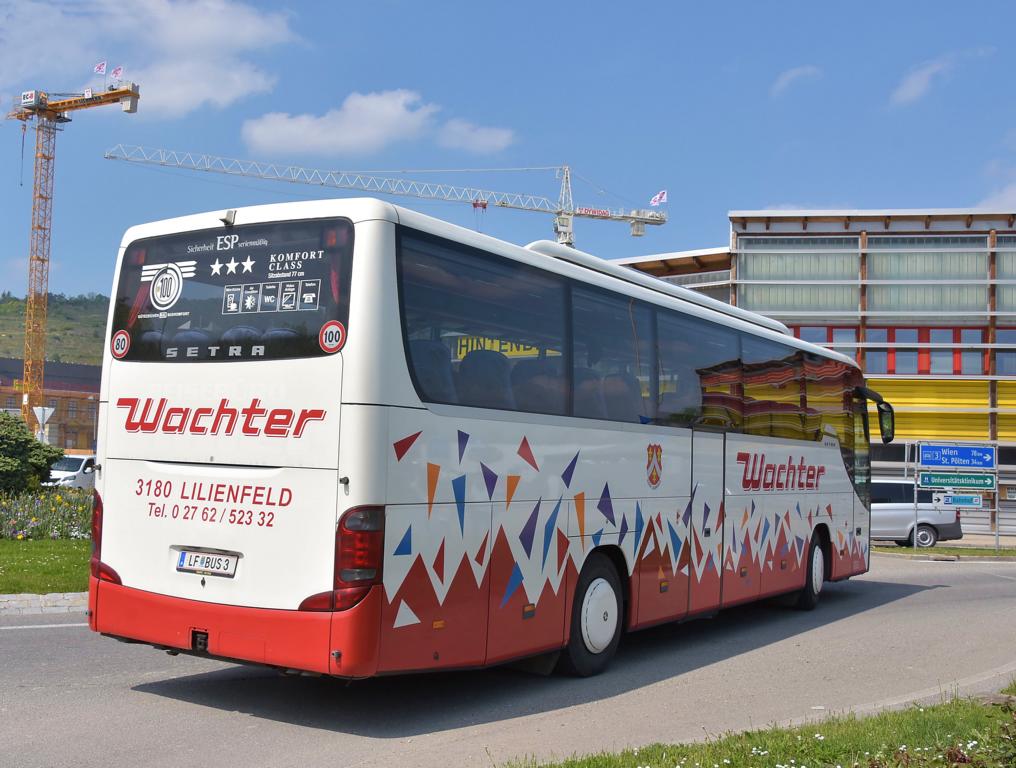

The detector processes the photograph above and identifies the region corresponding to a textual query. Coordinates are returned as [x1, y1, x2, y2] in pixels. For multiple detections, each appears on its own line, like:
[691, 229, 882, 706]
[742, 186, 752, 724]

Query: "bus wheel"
[795, 534, 825, 611]
[559, 552, 622, 677]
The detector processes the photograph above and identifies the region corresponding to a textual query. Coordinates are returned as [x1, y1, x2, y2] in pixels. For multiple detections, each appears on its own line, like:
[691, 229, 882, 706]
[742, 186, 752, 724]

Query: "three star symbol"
[241, 256, 255, 273]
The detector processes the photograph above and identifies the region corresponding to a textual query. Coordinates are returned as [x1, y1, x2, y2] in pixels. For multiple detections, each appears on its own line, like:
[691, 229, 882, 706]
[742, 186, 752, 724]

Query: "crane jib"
[103, 145, 668, 248]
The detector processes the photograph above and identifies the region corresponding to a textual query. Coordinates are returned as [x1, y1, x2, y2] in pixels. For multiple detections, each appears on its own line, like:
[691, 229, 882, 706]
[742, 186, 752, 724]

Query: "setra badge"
[646, 443, 663, 489]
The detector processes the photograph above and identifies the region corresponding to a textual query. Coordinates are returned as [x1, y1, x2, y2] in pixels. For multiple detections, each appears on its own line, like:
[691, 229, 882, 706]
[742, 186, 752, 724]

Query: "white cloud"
[0, 0, 296, 118]
[242, 90, 440, 156]
[438, 118, 515, 153]
[770, 65, 822, 97]
[977, 183, 1016, 211]
[890, 48, 994, 106]
[890, 55, 954, 106]
[242, 92, 515, 157]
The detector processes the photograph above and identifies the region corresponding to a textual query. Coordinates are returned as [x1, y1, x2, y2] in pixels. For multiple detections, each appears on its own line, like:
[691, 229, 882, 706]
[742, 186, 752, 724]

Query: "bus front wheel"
[559, 552, 622, 677]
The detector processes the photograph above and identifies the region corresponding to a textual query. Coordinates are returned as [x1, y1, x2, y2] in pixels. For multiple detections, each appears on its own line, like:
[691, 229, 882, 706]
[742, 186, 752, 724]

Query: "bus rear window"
[110, 218, 353, 362]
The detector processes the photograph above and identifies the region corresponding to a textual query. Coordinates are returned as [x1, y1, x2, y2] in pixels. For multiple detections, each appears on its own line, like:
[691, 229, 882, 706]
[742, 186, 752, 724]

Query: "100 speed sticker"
[319, 320, 346, 353]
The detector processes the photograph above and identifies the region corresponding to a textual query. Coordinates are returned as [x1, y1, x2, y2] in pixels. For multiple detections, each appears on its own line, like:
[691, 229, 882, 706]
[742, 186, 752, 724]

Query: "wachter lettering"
[735, 452, 826, 491]
[116, 396, 326, 438]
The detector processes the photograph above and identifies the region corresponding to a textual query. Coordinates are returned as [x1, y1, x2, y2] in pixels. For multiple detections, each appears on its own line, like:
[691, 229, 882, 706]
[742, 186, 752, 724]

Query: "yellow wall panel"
[867, 378, 988, 409]
[886, 411, 988, 441]
[998, 414, 1016, 441]
[998, 382, 1016, 409]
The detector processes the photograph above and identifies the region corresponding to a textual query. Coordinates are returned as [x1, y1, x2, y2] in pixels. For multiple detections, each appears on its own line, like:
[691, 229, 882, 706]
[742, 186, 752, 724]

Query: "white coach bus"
[89, 199, 894, 677]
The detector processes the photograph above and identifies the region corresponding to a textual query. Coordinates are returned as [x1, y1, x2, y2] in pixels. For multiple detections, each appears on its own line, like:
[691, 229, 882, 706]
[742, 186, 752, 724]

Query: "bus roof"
[117, 197, 859, 371]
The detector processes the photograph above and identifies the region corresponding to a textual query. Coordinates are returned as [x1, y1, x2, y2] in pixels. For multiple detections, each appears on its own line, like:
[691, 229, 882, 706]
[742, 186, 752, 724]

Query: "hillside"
[0, 292, 108, 366]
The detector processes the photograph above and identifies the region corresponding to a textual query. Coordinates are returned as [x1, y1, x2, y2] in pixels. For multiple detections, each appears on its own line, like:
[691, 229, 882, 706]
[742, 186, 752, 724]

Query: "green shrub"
[0, 488, 92, 540]
[0, 412, 63, 492]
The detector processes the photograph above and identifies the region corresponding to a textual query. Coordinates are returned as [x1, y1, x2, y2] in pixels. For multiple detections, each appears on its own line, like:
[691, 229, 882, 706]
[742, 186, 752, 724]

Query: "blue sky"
[2, 0, 1015, 297]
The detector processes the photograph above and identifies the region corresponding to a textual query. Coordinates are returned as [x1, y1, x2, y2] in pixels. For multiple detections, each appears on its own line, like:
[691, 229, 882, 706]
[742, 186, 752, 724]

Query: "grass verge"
[873, 545, 1016, 558]
[0, 539, 90, 594]
[516, 689, 1016, 768]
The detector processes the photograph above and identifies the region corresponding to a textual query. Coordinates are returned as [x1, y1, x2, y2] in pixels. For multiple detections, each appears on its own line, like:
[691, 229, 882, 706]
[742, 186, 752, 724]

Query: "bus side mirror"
[876, 402, 895, 444]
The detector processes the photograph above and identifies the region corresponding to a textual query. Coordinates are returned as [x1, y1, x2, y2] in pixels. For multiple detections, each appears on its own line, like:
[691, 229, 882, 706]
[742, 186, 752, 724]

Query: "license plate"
[176, 550, 239, 578]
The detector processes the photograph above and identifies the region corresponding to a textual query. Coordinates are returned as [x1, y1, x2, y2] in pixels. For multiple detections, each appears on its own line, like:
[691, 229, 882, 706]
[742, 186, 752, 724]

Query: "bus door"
[688, 431, 724, 614]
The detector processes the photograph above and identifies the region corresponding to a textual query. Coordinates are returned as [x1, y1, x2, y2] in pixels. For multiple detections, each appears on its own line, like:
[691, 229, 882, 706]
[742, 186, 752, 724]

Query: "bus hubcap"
[812, 546, 824, 594]
[581, 578, 618, 654]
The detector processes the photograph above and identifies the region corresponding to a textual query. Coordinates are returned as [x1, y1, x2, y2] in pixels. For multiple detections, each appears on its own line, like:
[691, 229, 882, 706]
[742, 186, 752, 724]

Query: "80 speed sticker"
[319, 320, 346, 353]
[111, 330, 131, 359]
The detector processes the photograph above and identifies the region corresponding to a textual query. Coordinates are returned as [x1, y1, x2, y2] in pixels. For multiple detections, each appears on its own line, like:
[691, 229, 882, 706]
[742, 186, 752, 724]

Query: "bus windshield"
[111, 217, 353, 363]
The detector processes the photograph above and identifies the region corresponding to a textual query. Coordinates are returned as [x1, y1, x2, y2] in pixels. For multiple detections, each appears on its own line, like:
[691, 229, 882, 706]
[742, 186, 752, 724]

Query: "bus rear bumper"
[90, 577, 381, 677]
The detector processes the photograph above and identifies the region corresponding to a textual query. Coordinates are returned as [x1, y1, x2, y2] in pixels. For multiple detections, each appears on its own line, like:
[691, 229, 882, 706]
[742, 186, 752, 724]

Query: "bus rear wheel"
[794, 533, 825, 611]
[559, 552, 622, 677]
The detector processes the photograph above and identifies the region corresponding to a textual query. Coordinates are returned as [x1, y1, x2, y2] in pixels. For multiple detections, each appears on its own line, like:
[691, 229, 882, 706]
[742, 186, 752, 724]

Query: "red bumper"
[90, 577, 381, 677]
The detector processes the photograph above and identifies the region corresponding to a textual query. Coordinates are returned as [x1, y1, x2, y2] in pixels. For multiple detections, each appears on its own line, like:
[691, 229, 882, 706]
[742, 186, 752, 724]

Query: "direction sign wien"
[918, 472, 996, 491]
[919, 443, 996, 470]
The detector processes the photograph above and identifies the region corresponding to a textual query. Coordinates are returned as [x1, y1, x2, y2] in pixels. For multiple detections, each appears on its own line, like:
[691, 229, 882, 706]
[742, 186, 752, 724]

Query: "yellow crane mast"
[7, 83, 139, 433]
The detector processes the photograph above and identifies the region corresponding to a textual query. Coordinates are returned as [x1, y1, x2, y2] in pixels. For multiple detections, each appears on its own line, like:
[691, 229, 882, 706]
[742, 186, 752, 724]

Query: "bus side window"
[657, 310, 742, 430]
[572, 289, 654, 423]
[742, 336, 805, 440]
[399, 231, 568, 416]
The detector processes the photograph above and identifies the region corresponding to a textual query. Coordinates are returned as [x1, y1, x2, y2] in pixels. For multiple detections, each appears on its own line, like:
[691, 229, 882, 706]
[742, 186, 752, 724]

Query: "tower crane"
[8, 83, 140, 432]
[103, 144, 666, 247]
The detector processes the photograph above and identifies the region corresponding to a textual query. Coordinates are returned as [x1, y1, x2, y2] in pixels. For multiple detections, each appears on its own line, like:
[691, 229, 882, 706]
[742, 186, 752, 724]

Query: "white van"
[45, 455, 97, 490]
[870, 478, 963, 547]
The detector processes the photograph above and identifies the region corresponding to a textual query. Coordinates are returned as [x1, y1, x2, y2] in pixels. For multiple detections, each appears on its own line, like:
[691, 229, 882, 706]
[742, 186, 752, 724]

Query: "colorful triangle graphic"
[520, 499, 541, 557]
[426, 463, 440, 518]
[518, 436, 539, 471]
[452, 474, 466, 535]
[561, 451, 579, 488]
[394, 526, 412, 556]
[500, 563, 524, 608]
[506, 474, 520, 509]
[574, 492, 586, 541]
[392, 431, 421, 462]
[481, 463, 498, 500]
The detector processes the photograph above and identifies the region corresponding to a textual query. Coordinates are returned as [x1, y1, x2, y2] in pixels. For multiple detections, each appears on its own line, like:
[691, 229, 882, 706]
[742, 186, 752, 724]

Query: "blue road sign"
[918, 443, 996, 470]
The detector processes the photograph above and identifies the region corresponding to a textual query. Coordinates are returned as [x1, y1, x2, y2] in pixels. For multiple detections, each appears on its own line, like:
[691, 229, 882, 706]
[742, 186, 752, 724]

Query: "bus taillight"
[299, 506, 384, 612]
[89, 491, 121, 585]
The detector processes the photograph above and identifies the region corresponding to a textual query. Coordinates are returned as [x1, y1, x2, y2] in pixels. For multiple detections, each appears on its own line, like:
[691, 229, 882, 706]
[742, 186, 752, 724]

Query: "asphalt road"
[3, 557, 1016, 768]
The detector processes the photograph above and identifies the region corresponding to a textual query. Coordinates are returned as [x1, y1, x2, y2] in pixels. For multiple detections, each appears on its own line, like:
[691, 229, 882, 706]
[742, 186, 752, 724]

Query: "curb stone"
[872, 551, 1016, 563]
[0, 591, 87, 616]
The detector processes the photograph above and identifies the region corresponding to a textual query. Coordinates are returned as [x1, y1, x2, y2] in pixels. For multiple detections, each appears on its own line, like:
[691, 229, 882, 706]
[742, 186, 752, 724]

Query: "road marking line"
[0, 623, 88, 631]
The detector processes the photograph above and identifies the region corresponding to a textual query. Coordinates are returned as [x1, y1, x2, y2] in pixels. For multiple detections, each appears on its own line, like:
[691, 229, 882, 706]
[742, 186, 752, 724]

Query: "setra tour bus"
[89, 199, 895, 677]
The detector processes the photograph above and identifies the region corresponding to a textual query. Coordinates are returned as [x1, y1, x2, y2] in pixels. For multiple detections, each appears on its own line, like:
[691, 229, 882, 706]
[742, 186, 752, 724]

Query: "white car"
[870, 478, 964, 547]
[45, 455, 97, 490]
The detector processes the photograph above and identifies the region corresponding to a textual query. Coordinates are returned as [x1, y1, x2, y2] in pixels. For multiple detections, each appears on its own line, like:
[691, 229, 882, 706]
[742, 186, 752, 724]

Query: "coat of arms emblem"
[647, 443, 663, 489]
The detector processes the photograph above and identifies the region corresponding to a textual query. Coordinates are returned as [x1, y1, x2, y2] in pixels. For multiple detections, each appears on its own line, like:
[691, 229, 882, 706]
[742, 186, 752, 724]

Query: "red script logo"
[735, 452, 826, 491]
[115, 397, 326, 438]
